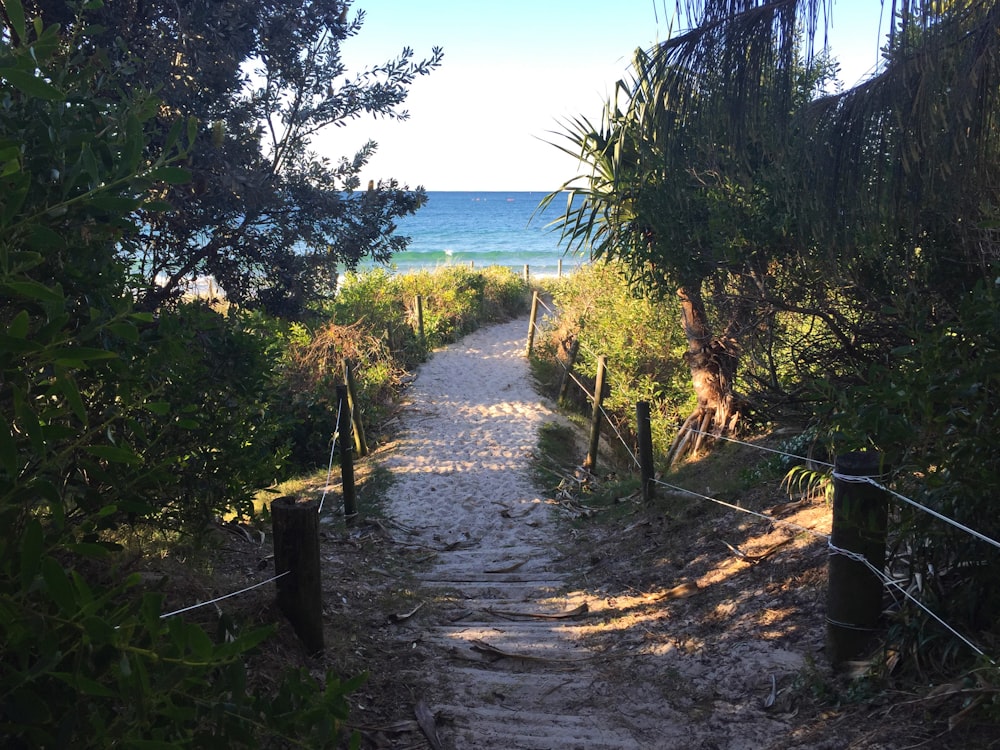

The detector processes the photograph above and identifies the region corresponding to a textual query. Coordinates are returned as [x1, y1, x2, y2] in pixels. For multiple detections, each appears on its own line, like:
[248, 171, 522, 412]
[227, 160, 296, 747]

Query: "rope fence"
[525, 301, 999, 664]
[159, 571, 291, 620]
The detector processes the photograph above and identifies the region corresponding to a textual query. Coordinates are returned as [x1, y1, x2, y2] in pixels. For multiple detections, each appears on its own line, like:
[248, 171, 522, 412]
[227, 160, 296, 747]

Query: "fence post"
[525, 290, 540, 357]
[583, 355, 607, 473]
[343, 359, 368, 457]
[557, 258, 563, 278]
[827, 451, 889, 666]
[636, 401, 655, 501]
[523, 264, 530, 284]
[336, 384, 358, 524]
[557, 339, 580, 405]
[271, 496, 324, 654]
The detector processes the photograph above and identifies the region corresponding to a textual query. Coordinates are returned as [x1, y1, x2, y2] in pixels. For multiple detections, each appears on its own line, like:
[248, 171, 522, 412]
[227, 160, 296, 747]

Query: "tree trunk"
[668, 283, 740, 465]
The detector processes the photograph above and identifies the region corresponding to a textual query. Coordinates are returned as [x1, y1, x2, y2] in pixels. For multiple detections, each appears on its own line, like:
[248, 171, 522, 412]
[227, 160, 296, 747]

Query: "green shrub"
[0, 8, 358, 745]
[830, 277, 1000, 672]
[535, 262, 693, 462]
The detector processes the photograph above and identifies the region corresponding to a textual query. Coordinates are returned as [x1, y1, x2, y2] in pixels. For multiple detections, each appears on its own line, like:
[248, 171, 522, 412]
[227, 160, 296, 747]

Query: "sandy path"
[381, 316, 667, 749]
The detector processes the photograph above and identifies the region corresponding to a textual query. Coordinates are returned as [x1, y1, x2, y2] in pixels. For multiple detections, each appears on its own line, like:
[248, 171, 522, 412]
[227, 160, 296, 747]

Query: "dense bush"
[265, 264, 529, 471]
[534, 262, 693, 462]
[829, 278, 1000, 672]
[398, 265, 529, 348]
[0, 8, 358, 745]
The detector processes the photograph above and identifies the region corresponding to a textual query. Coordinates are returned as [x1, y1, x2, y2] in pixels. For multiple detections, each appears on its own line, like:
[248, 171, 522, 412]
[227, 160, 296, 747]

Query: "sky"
[316, 1, 892, 192]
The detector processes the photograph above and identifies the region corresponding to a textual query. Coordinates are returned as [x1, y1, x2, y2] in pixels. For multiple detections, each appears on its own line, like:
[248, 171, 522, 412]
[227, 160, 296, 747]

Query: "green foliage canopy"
[15, 0, 443, 316]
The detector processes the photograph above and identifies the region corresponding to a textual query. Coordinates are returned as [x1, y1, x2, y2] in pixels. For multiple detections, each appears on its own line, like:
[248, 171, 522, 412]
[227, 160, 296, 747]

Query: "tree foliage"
[0, 1, 433, 744]
[15, 0, 443, 315]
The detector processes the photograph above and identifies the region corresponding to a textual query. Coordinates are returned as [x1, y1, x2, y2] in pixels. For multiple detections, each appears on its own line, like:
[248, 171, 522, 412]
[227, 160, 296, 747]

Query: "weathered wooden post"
[342, 359, 368, 457]
[525, 290, 540, 357]
[414, 295, 426, 348]
[557, 258, 563, 278]
[557, 339, 580, 404]
[523, 264, 530, 284]
[827, 451, 889, 666]
[583, 355, 608, 473]
[271, 496, 324, 654]
[636, 401, 655, 501]
[336, 385, 358, 523]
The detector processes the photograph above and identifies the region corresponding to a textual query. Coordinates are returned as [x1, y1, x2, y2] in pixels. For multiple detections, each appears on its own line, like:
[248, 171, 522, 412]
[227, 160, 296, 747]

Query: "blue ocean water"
[369, 191, 587, 278]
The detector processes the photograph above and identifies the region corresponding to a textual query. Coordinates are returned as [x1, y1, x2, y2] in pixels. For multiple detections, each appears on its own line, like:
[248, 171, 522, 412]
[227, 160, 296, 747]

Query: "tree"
[544, 1, 1000, 462]
[542, 38, 834, 462]
[16, 0, 443, 315]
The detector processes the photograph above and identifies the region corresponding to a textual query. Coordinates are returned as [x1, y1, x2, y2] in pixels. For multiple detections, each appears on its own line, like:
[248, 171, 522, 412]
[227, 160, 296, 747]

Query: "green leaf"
[67, 542, 113, 558]
[26, 225, 66, 251]
[42, 556, 76, 615]
[2, 279, 64, 304]
[50, 346, 118, 363]
[186, 623, 214, 660]
[19, 519, 43, 588]
[4, 0, 26, 44]
[144, 401, 171, 415]
[107, 321, 139, 342]
[0, 413, 17, 475]
[53, 671, 116, 697]
[1, 68, 64, 100]
[56, 371, 87, 423]
[85, 445, 143, 464]
[88, 193, 141, 213]
[7, 309, 29, 338]
[146, 166, 191, 184]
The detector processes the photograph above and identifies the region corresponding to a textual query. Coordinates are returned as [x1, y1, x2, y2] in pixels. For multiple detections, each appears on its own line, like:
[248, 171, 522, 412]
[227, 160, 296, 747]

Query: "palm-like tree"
[543, 0, 1000, 462]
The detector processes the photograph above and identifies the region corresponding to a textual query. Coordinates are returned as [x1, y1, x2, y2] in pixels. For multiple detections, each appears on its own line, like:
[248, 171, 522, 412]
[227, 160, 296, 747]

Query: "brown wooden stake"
[636, 401, 655, 501]
[557, 339, 580, 405]
[523, 263, 530, 284]
[343, 359, 368, 457]
[525, 290, 540, 357]
[827, 451, 888, 666]
[583, 355, 607, 473]
[271, 496, 324, 654]
[336, 384, 358, 523]
[557, 257, 563, 278]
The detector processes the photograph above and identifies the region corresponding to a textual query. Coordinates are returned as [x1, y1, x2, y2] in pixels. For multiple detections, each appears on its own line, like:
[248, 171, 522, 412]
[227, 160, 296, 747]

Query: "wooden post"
[523, 264, 530, 284]
[557, 339, 580, 404]
[827, 451, 889, 666]
[636, 401, 655, 501]
[414, 295, 425, 347]
[343, 360, 368, 458]
[557, 258, 563, 278]
[271, 496, 324, 654]
[336, 385, 358, 523]
[525, 290, 540, 357]
[583, 355, 607, 473]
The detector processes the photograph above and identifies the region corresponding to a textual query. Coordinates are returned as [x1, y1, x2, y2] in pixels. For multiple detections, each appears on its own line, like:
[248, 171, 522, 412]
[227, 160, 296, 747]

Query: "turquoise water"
[367, 191, 588, 278]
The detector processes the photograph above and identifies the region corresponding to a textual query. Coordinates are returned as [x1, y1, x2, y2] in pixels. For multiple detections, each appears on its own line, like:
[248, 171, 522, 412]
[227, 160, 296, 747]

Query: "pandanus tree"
[542, 16, 832, 462]
[545, 0, 1000, 463]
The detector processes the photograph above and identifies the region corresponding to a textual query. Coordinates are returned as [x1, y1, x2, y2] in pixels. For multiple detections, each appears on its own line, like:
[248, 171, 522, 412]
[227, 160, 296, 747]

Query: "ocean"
[368, 191, 588, 278]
